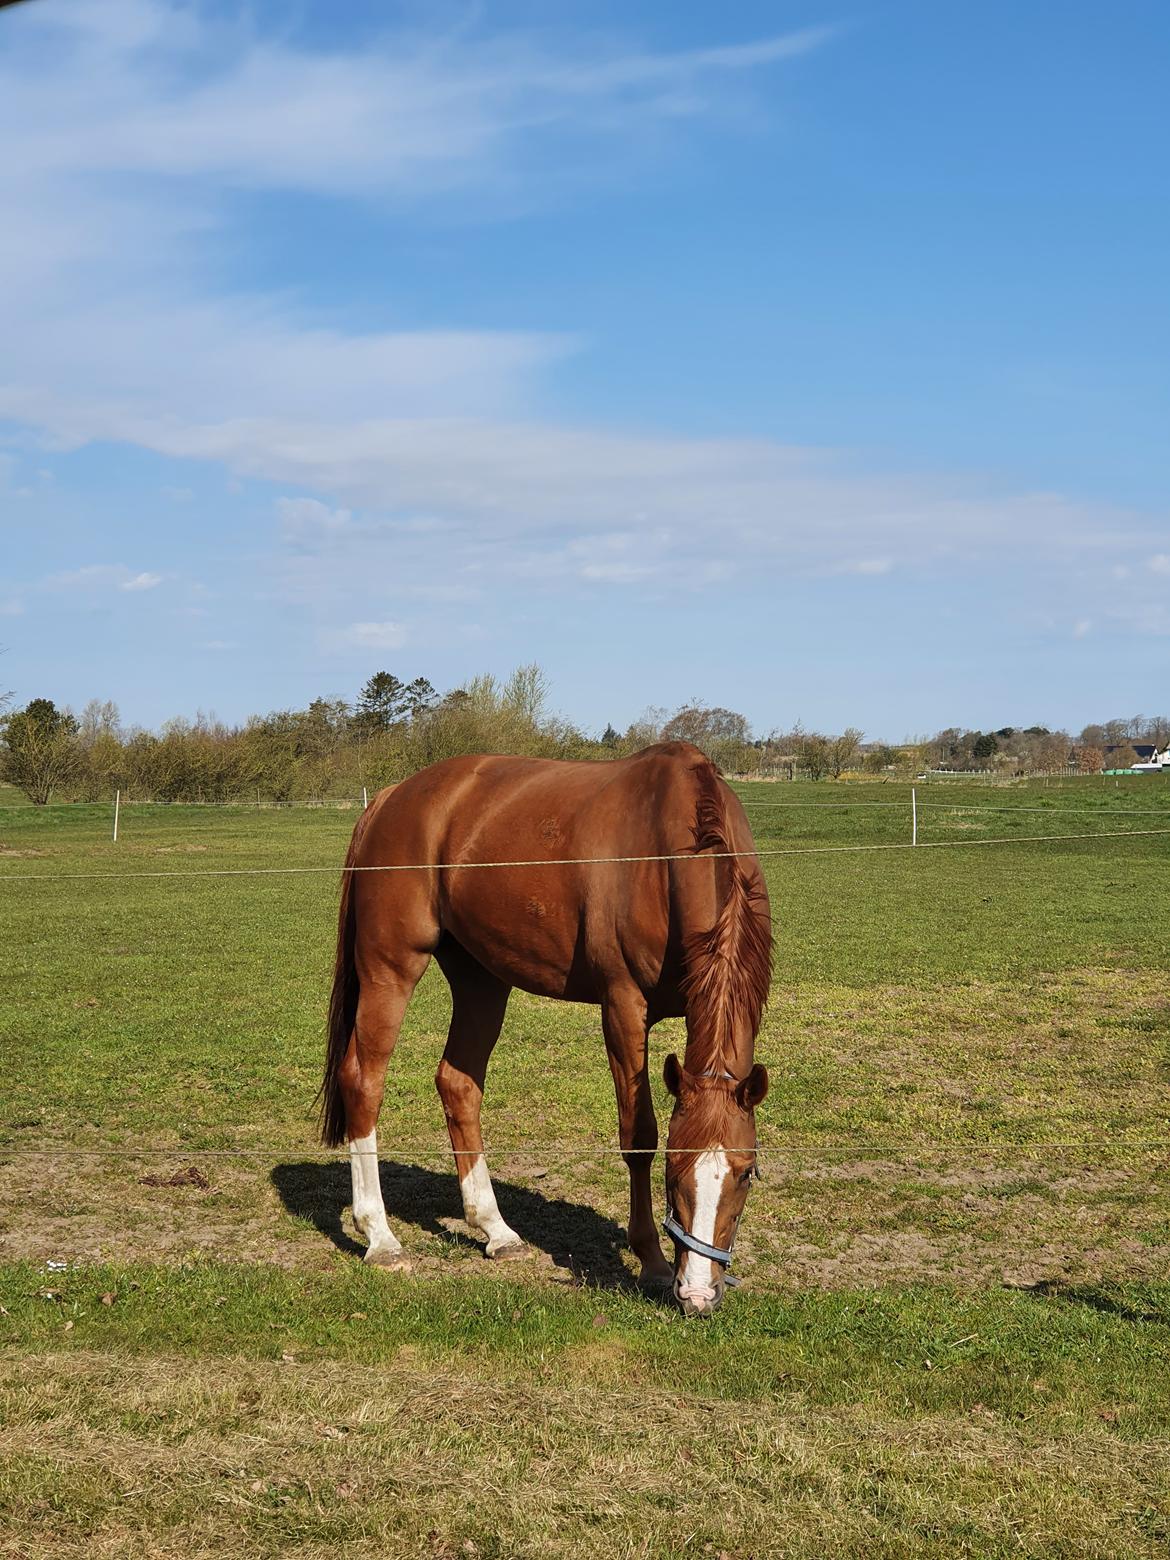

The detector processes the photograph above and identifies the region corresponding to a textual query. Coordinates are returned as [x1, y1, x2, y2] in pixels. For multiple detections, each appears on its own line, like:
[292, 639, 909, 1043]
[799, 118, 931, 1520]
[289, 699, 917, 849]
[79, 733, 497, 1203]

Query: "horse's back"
[362, 744, 710, 857]
[349, 745, 749, 1007]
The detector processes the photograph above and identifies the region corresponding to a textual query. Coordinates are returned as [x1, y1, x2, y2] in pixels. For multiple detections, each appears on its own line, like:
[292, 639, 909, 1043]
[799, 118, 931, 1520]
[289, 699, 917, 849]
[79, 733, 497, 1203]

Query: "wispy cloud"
[276, 496, 354, 542]
[47, 564, 163, 593]
[342, 621, 408, 650]
[0, 0, 819, 446]
[2, 1, 1166, 668]
[7, 4, 830, 198]
[839, 557, 893, 576]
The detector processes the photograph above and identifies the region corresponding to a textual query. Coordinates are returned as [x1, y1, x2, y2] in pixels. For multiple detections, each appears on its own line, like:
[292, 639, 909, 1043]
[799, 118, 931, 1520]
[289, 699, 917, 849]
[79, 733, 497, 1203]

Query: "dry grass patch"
[1, 1349, 1167, 1559]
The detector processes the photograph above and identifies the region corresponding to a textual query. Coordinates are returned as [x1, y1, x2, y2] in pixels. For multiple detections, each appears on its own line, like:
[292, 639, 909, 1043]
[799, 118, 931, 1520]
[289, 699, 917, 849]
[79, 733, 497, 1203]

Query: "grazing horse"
[320, 740, 771, 1314]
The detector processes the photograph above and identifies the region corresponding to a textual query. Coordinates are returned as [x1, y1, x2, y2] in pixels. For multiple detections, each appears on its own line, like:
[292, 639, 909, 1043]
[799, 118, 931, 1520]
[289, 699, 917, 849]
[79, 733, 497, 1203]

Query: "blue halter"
[661, 1207, 736, 1270]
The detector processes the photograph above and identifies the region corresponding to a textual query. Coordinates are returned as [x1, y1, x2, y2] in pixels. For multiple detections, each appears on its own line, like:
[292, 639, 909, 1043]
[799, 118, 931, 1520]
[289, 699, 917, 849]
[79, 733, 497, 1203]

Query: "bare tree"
[827, 727, 864, 779]
[795, 729, 832, 781]
[79, 699, 122, 746]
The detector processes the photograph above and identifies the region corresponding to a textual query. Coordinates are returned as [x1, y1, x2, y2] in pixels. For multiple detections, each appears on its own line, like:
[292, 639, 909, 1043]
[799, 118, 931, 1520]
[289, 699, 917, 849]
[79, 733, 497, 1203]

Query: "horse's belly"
[443, 892, 596, 1002]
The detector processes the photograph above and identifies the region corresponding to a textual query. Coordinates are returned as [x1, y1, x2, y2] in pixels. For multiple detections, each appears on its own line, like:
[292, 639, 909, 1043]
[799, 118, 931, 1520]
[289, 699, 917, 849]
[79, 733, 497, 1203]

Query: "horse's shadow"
[271, 1158, 638, 1291]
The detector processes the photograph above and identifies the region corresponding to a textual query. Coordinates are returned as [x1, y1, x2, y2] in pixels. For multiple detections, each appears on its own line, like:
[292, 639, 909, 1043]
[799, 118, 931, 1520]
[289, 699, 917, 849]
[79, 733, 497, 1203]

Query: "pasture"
[2, 778, 1169, 1556]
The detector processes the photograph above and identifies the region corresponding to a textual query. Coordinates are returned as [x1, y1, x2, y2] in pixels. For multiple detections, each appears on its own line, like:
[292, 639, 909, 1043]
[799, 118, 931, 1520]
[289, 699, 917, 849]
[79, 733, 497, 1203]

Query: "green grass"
[2, 1263, 1169, 1557]
[2, 783, 1169, 1554]
[4, 1261, 1169, 1425]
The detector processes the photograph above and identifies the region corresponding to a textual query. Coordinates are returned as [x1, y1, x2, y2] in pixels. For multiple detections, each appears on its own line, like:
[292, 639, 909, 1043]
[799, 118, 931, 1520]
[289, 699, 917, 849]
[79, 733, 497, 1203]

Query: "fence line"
[735, 800, 1170, 817]
[8, 792, 1167, 816]
[3, 1139, 1168, 1163]
[2, 824, 1169, 885]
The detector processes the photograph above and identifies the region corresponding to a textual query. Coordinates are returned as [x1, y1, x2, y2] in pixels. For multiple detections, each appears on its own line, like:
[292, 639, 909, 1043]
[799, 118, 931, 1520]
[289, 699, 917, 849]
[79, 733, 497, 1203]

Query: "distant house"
[1105, 742, 1170, 773]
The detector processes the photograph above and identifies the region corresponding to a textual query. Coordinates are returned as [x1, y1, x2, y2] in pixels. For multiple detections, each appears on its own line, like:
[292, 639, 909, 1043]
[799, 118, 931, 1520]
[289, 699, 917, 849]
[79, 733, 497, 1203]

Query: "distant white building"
[1106, 742, 1170, 772]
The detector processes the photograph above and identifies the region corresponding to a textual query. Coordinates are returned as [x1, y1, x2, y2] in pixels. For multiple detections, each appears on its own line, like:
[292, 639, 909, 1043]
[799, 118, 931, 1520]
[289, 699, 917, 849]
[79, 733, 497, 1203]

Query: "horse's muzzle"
[674, 1272, 726, 1316]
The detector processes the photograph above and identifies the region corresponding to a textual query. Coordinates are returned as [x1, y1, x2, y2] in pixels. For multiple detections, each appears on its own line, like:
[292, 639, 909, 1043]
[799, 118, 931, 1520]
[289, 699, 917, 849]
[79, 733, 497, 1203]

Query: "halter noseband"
[662, 1206, 737, 1270]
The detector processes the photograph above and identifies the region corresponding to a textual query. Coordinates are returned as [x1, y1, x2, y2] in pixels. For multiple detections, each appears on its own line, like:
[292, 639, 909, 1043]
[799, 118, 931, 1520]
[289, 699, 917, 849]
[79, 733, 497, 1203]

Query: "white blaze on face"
[678, 1147, 729, 1306]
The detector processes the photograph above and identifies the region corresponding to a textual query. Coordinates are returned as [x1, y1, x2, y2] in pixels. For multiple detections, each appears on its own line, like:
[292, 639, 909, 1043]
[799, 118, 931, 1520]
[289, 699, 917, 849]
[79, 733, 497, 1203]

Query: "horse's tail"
[680, 762, 773, 1065]
[318, 803, 375, 1147]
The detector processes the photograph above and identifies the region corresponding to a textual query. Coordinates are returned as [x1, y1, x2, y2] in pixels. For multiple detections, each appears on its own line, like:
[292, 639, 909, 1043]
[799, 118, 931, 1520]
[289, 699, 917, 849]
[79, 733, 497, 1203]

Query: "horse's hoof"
[486, 1239, 528, 1261]
[365, 1246, 412, 1273]
[639, 1270, 674, 1294]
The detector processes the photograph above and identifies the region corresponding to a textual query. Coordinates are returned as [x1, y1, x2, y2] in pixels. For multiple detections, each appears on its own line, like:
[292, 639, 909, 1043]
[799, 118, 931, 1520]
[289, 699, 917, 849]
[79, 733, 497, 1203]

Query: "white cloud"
[91, 413, 1159, 569]
[1073, 618, 1092, 638]
[841, 558, 893, 576]
[0, 598, 24, 617]
[0, 1, 819, 445]
[5, 4, 829, 199]
[1, 0, 1166, 647]
[342, 621, 408, 650]
[1148, 554, 1170, 575]
[47, 564, 162, 593]
[276, 496, 353, 541]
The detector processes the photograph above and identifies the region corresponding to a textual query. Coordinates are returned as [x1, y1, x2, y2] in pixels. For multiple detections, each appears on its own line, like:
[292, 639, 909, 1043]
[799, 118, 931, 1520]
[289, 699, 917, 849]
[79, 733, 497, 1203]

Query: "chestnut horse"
[320, 740, 771, 1314]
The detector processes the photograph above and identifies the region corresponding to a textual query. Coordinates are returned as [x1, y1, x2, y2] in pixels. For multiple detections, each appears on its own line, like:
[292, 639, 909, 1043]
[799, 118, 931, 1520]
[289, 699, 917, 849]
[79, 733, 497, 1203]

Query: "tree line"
[0, 669, 1165, 804]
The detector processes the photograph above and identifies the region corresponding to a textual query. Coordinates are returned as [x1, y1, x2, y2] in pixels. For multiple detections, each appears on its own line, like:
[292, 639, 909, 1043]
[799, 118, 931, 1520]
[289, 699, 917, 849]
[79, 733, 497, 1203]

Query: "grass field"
[2, 777, 1169, 1556]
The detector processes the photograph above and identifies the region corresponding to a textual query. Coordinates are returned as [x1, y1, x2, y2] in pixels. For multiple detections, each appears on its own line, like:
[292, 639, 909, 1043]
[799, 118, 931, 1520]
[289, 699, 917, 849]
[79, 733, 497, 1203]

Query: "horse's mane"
[679, 764, 772, 1074]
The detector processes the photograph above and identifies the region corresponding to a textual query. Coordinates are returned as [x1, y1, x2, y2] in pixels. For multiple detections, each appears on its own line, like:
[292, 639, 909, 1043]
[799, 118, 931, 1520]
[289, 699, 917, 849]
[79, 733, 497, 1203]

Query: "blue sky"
[1, 0, 1167, 740]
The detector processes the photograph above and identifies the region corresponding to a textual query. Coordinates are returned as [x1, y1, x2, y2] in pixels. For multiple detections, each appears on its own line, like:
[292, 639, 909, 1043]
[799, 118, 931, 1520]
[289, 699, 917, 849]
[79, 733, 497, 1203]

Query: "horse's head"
[662, 1052, 769, 1316]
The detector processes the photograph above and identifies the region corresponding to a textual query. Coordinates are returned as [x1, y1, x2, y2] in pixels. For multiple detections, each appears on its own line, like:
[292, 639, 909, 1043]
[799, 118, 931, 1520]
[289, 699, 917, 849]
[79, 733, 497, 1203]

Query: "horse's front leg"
[602, 988, 672, 1288]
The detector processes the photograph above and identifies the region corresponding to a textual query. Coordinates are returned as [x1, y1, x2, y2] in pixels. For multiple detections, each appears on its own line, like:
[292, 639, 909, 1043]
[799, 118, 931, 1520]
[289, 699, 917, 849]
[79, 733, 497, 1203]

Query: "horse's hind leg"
[339, 951, 430, 1270]
[434, 942, 524, 1259]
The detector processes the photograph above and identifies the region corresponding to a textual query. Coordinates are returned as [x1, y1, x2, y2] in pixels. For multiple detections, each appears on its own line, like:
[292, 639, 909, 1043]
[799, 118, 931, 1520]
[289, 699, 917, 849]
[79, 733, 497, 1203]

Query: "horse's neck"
[681, 1024, 753, 1085]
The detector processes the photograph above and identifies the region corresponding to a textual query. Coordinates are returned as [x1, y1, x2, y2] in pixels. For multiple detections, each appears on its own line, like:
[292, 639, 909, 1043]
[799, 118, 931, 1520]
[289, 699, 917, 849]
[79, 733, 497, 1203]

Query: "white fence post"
[362, 786, 368, 810]
[911, 786, 917, 847]
[112, 789, 121, 843]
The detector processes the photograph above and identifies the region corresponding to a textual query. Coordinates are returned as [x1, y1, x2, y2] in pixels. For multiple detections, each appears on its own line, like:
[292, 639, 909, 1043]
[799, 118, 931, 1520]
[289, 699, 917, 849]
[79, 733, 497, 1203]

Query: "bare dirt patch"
[2, 968, 1168, 1292]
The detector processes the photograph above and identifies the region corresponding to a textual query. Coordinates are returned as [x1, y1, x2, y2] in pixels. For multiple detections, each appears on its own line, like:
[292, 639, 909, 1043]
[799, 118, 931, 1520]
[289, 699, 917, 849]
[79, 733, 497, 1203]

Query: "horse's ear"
[663, 1053, 683, 1097]
[737, 1064, 769, 1110]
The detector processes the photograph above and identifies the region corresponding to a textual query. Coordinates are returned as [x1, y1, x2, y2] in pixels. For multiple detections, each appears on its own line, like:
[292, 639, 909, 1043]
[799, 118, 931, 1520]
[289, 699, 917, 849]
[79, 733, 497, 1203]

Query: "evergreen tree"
[404, 677, 437, 718]
[356, 672, 408, 732]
